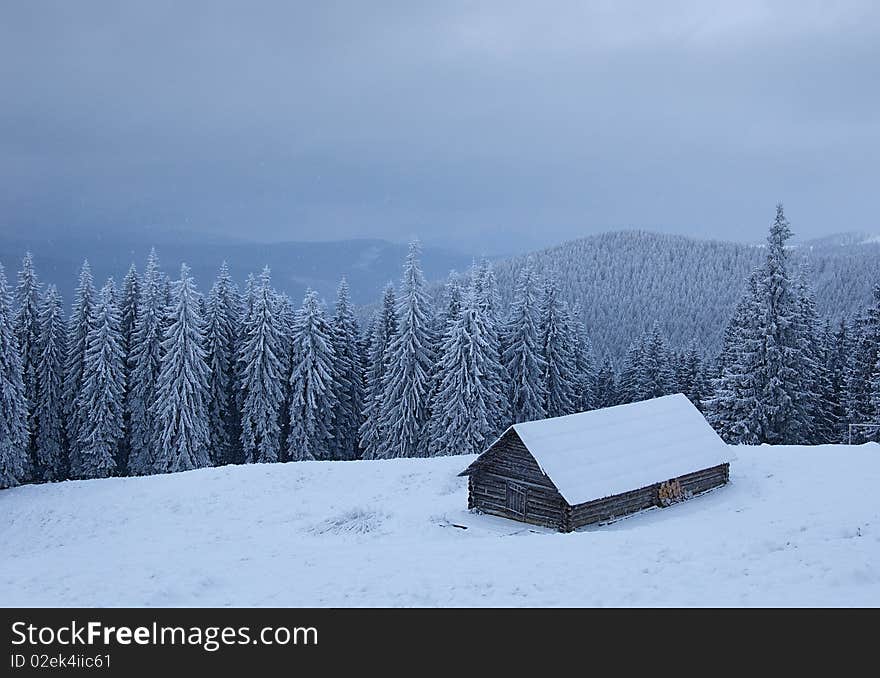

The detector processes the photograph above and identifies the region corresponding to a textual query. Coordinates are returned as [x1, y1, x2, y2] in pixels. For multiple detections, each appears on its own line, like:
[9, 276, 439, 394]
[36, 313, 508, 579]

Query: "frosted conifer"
[359, 284, 397, 459]
[0, 265, 29, 489]
[377, 242, 435, 458]
[238, 268, 285, 463]
[34, 286, 67, 480]
[502, 263, 547, 423]
[76, 279, 124, 479]
[328, 278, 364, 460]
[152, 264, 212, 473]
[127, 250, 167, 475]
[287, 290, 337, 461]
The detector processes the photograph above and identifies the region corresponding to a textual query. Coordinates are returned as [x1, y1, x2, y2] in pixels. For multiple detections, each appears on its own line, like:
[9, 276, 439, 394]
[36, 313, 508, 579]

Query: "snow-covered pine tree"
[640, 321, 675, 400]
[0, 265, 29, 489]
[127, 250, 167, 476]
[571, 314, 597, 412]
[76, 279, 124, 479]
[34, 286, 67, 481]
[538, 274, 579, 417]
[118, 263, 140, 469]
[617, 340, 645, 404]
[14, 252, 42, 477]
[502, 263, 547, 423]
[871, 342, 880, 439]
[422, 271, 465, 440]
[328, 278, 364, 460]
[63, 261, 96, 478]
[678, 340, 708, 410]
[846, 286, 880, 442]
[205, 262, 241, 465]
[794, 278, 830, 443]
[151, 264, 212, 473]
[705, 271, 762, 444]
[751, 205, 813, 444]
[120, 264, 140, 366]
[824, 320, 850, 443]
[472, 259, 508, 435]
[287, 289, 337, 461]
[238, 267, 286, 463]
[436, 271, 463, 331]
[593, 356, 617, 408]
[359, 283, 397, 460]
[273, 291, 296, 459]
[427, 283, 504, 456]
[377, 242, 435, 458]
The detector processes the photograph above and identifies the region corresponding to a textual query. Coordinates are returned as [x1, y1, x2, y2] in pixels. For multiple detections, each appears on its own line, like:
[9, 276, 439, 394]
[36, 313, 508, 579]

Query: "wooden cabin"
[459, 394, 730, 532]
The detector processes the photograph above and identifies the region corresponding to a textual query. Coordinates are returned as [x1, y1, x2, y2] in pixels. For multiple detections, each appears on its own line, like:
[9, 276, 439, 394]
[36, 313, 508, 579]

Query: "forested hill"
[488, 231, 880, 361]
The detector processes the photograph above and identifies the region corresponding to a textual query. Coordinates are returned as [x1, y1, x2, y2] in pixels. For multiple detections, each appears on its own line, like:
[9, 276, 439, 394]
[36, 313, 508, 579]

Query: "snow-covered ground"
[2, 443, 879, 607]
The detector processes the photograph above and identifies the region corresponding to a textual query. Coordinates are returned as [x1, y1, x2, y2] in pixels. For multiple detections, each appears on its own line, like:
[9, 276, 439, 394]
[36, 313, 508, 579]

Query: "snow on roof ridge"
[504, 394, 729, 505]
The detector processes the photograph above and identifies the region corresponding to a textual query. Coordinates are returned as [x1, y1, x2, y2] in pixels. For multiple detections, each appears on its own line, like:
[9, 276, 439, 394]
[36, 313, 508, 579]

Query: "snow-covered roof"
[473, 394, 730, 506]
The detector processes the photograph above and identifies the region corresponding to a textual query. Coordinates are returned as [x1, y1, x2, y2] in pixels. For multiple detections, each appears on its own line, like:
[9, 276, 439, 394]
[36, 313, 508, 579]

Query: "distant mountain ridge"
[487, 230, 880, 361]
[0, 231, 473, 307]
[2, 227, 877, 364]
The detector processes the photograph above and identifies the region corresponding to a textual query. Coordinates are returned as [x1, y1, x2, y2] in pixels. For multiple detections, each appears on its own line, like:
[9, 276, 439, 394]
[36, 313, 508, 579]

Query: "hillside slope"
[2, 444, 878, 607]
[490, 231, 880, 359]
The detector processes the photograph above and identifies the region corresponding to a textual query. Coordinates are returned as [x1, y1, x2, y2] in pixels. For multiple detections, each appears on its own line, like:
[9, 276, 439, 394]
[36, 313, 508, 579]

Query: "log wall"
[463, 430, 730, 533]
[568, 463, 730, 531]
[465, 429, 567, 530]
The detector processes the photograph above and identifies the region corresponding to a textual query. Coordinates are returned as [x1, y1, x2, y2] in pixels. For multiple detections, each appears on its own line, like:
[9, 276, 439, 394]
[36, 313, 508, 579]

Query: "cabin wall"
[467, 430, 568, 531]
[569, 463, 730, 530]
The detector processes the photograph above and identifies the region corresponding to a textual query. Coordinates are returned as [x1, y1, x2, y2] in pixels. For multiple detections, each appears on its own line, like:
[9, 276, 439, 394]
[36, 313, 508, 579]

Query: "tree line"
[1, 204, 879, 489]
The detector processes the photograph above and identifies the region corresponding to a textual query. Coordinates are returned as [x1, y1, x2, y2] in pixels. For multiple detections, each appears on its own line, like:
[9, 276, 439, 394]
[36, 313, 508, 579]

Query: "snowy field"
[2, 443, 879, 607]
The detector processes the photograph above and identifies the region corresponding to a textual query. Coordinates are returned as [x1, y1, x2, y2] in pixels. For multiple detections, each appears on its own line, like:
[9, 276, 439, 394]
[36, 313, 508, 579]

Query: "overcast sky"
[1, 1, 878, 253]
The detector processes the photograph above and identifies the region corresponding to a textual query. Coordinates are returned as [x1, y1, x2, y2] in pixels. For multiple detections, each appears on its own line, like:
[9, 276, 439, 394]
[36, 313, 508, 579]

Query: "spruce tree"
[617, 340, 645, 404]
[795, 278, 829, 442]
[705, 271, 762, 444]
[472, 260, 508, 434]
[679, 340, 708, 410]
[76, 279, 124, 479]
[63, 261, 96, 477]
[824, 320, 849, 443]
[751, 205, 813, 444]
[640, 321, 675, 400]
[502, 263, 547, 423]
[287, 290, 337, 461]
[0, 265, 29, 489]
[152, 264, 212, 473]
[127, 250, 167, 475]
[427, 285, 504, 456]
[436, 271, 463, 332]
[328, 278, 364, 460]
[593, 356, 617, 408]
[238, 268, 286, 463]
[120, 264, 140, 366]
[34, 286, 67, 481]
[14, 252, 42, 476]
[205, 262, 241, 465]
[118, 263, 140, 469]
[359, 284, 397, 459]
[846, 286, 880, 442]
[377, 242, 435, 458]
[572, 315, 597, 412]
[538, 274, 579, 418]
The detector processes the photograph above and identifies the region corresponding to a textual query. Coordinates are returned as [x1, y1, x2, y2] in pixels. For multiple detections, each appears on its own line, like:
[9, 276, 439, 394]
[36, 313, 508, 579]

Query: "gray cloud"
[2, 1, 878, 252]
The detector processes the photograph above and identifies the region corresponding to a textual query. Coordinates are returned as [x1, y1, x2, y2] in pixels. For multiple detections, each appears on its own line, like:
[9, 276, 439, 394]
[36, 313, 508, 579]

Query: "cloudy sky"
[1, 1, 878, 253]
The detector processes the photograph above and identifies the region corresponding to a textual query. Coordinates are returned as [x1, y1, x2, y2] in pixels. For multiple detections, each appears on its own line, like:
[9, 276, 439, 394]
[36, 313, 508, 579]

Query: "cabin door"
[506, 483, 526, 516]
